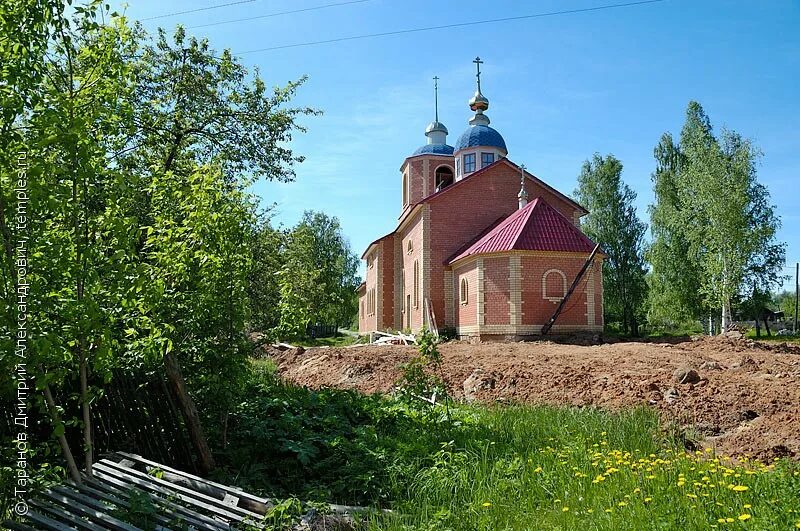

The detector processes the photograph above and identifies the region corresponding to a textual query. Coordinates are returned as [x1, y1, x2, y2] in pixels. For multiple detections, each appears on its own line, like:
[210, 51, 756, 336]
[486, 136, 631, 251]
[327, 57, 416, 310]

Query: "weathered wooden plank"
[2, 519, 39, 531]
[114, 452, 271, 513]
[81, 477, 230, 530]
[48, 486, 142, 531]
[99, 458, 265, 521]
[19, 509, 76, 531]
[93, 462, 255, 525]
[28, 498, 107, 531]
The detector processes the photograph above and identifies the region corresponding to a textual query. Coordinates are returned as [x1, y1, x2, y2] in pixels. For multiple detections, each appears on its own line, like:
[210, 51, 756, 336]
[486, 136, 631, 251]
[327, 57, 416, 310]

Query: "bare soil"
[268, 336, 800, 461]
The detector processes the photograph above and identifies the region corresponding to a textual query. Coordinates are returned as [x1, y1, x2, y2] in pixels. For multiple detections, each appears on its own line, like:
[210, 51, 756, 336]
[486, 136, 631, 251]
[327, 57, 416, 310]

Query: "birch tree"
[648, 102, 784, 332]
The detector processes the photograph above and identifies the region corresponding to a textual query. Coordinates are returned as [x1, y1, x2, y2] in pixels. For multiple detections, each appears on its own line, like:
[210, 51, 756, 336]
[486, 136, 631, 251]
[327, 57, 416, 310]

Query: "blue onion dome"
[412, 143, 455, 156]
[454, 124, 507, 153]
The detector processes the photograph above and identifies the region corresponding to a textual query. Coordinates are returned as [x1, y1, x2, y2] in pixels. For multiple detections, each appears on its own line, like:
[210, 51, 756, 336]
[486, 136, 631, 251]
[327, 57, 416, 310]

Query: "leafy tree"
[110, 25, 317, 472]
[14, 2, 140, 481]
[774, 290, 797, 327]
[247, 214, 286, 334]
[648, 102, 785, 333]
[574, 154, 647, 335]
[2, 5, 316, 481]
[276, 211, 360, 339]
[646, 133, 705, 327]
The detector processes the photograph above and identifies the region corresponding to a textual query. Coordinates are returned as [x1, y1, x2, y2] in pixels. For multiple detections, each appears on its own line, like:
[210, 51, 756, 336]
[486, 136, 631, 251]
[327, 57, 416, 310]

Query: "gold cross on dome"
[473, 56, 483, 90]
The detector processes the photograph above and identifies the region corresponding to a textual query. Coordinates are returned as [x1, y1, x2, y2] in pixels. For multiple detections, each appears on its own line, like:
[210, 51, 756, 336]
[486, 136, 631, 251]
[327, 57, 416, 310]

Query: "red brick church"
[357, 58, 604, 340]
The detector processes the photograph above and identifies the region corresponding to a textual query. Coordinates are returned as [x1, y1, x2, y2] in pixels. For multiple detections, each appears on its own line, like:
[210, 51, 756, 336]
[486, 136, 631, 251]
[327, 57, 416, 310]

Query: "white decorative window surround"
[542, 269, 567, 303]
[460, 278, 469, 305]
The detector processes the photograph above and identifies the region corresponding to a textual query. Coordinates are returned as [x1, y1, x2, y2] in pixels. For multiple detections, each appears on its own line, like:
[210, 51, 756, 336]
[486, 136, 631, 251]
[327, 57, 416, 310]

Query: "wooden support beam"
[541, 244, 601, 335]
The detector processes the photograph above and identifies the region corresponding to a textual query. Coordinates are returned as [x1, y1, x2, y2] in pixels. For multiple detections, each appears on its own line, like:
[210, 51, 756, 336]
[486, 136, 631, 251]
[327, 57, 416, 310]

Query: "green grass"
[361, 407, 799, 530]
[220, 368, 800, 530]
[291, 334, 362, 348]
[744, 329, 800, 343]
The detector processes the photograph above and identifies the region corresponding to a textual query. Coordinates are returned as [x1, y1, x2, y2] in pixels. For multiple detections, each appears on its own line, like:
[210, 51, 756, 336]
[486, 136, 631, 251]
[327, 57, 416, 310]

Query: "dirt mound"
[271, 337, 800, 461]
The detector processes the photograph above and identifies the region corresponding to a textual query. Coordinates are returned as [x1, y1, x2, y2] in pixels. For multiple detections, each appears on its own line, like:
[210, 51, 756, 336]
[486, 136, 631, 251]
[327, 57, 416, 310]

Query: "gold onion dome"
[469, 90, 489, 112]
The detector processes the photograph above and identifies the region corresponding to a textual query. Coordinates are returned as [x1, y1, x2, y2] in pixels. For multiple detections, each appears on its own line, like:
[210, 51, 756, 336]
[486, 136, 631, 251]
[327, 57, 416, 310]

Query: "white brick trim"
[477, 258, 485, 326]
[509, 255, 521, 325]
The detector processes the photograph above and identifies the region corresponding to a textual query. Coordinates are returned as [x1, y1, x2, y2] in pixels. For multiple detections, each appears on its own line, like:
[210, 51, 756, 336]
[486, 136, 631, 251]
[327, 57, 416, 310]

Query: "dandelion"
[533, 466, 543, 473]
[482, 502, 492, 508]
[562, 507, 569, 512]
[730, 485, 749, 492]
[725, 517, 735, 523]
[618, 501, 627, 507]
[644, 497, 652, 503]
[738, 514, 751, 521]
[717, 518, 726, 524]
[744, 504, 751, 509]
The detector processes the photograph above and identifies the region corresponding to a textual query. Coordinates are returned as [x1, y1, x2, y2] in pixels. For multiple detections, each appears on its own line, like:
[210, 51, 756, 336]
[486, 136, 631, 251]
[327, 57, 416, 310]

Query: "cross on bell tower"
[468, 56, 490, 125]
[473, 57, 483, 93]
[518, 164, 529, 209]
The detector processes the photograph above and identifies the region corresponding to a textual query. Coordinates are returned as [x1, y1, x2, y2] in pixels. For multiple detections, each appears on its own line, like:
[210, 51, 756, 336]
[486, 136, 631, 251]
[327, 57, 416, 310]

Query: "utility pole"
[794, 262, 798, 334]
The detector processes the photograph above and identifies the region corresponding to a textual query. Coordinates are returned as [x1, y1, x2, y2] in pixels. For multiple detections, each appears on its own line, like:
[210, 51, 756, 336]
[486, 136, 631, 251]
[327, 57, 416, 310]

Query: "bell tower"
[401, 76, 455, 212]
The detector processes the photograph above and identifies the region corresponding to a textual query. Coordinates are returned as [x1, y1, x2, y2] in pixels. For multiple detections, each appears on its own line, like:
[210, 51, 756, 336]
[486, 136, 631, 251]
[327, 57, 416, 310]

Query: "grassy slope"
[225, 364, 799, 530]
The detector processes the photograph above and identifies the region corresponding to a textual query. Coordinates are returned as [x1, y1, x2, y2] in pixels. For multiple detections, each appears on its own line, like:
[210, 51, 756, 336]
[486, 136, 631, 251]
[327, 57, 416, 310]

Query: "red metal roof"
[448, 197, 599, 264]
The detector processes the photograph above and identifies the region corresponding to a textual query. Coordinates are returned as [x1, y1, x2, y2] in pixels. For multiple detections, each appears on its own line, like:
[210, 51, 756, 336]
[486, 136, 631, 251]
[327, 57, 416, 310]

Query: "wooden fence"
[1, 369, 197, 474]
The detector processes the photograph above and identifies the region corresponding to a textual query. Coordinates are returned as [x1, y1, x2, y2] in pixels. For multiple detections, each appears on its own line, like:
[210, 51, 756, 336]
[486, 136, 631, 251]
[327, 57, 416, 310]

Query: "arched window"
[460, 278, 469, 304]
[413, 260, 419, 308]
[542, 269, 567, 302]
[402, 173, 409, 206]
[434, 166, 454, 192]
[407, 240, 413, 254]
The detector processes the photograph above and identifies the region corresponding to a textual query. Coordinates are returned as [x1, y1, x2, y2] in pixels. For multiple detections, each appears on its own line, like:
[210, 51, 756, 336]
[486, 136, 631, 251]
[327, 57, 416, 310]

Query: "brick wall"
[428, 162, 584, 330]
[483, 257, 510, 326]
[380, 235, 395, 329]
[453, 260, 478, 327]
[404, 155, 455, 206]
[519, 253, 603, 329]
[358, 244, 381, 333]
[397, 211, 425, 331]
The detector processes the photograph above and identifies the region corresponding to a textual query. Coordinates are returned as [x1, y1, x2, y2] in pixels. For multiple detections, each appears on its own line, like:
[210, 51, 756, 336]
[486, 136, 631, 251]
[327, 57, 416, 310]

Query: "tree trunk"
[763, 315, 771, 337]
[79, 350, 92, 477]
[754, 315, 761, 338]
[721, 299, 732, 334]
[42, 382, 82, 483]
[163, 352, 215, 474]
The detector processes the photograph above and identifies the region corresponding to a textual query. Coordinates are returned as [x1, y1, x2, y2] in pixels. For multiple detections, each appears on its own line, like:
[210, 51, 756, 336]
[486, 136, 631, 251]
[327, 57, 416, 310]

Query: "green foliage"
[0, 1, 316, 481]
[574, 154, 648, 336]
[215, 368, 800, 529]
[647, 133, 705, 327]
[275, 211, 360, 340]
[647, 102, 785, 332]
[397, 329, 449, 417]
[247, 215, 285, 333]
[774, 290, 797, 324]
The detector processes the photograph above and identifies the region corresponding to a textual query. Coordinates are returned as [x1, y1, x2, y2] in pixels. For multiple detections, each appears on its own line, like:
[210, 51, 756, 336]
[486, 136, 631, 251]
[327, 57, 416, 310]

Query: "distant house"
[357, 59, 604, 341]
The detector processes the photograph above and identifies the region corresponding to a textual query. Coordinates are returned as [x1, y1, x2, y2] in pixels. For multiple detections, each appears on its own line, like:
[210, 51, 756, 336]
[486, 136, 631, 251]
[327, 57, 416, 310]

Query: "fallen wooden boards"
[4, 453, 272, 530]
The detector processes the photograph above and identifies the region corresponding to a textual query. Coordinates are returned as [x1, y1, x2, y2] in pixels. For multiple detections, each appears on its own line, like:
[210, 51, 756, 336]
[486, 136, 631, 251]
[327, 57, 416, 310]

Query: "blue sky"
[126, 0, 799, 291]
